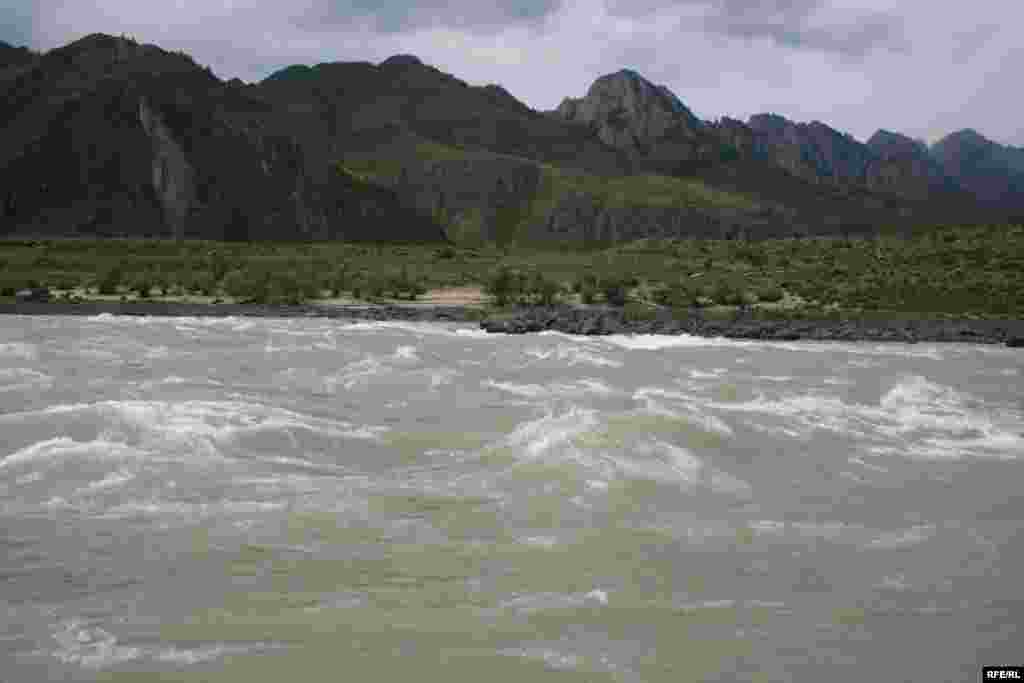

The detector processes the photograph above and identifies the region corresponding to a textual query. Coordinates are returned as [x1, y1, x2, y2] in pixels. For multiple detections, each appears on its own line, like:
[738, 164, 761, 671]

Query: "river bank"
[479, 304, 1024, 346]
[2, 300, 1023, 346]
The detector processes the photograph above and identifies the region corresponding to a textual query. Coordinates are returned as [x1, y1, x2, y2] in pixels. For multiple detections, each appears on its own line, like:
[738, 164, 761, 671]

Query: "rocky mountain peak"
[552, 68, 702, 157]
[0, 40, 34, 67]
[867, 129, 929, 158]
[379, 54, 424, 68]
[940, 128, 988, 145]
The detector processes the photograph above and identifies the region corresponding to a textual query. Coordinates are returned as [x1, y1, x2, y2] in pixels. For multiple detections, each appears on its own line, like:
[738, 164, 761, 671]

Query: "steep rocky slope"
[0, 34, 443, 241]
[931, 129, 1024, 210]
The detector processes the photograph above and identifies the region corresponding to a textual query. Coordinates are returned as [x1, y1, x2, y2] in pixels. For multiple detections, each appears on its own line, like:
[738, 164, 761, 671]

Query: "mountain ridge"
[1, 33, 1019, 244]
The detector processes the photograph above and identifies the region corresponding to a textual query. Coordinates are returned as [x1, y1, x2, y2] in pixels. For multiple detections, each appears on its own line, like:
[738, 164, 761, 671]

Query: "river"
[1, 314, 1021, 682]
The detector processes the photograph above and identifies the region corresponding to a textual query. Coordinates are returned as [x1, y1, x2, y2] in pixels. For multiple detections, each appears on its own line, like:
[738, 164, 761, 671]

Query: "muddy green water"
[1, 314, 1021, 682]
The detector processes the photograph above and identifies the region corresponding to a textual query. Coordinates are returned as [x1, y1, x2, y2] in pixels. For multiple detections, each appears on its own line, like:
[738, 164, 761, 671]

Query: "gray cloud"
[607, 0, 907, 57]
[290, 0, 561, 34]
[1, 2, 36, 48]
[0, 0, 1021, 147]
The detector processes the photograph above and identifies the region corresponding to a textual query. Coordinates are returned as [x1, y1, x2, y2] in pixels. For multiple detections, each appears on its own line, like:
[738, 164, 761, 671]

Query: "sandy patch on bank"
[45, 286, 490, 308]
[417, 286, 488, 306]
[318, 287, 489, 308]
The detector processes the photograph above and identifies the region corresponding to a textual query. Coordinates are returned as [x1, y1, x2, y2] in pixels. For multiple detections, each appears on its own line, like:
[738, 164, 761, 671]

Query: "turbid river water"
[1, 314, 1021, 682]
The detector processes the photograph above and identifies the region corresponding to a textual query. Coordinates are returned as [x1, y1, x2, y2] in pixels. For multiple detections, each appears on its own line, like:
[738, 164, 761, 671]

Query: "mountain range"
[1, 33, 1021, 244]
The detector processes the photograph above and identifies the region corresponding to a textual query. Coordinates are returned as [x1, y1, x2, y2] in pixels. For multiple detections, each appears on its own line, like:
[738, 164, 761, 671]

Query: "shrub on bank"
[388, 265, 428, 300]
[573, 274, 599, 305]
[756, 284, 785, 303]
[527, 272, 563, 306]
[129, 272, 153, 298]
[484, 266, 520, 306]
[221, 269, 256, 301]
[97, 266, 123, 295]
[651, 280, 698, 308]
[601, 276, 631, 307]
[327, 264, 350, 297]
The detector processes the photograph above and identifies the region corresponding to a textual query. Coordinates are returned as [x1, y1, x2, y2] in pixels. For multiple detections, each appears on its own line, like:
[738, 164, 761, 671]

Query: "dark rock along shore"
[3, 301, 1022, 347]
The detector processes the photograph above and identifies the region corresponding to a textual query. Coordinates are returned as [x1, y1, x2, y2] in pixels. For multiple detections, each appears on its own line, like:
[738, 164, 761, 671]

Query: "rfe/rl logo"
[983, 667, 1024, 680]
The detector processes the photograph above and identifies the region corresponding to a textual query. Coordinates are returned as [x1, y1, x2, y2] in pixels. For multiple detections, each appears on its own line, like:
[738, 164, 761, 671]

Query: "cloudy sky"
[5, 0, 1021, 146]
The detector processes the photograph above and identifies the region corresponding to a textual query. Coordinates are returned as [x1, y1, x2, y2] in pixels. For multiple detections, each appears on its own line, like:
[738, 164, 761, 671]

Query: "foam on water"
[50, 619, 141, 669]
[598, 333, 731, 351]
[80, 468, 136, 492]
[504, 405, 600, 459]
[393, 345, 419, 361]
[524, 340, 624, 368]
[607, 439, 703, 485]
[486, 378, 618, 399]
[1, 437, 146, 470]
[341, 320, 474, 338]
[0, 367, 53, 392]
[317, 356, 390, 390]
[865, 524, 936, 550]
[631, 388, 735, 437]
[704, 375, 1022, 458]
[689, 368, 728, 379]
[13, 400, 388, 454]
[0, 342, 38, 360]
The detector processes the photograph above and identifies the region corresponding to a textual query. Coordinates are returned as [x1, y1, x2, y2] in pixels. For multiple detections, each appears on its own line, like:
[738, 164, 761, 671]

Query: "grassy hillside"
[340, 137, 759, 246]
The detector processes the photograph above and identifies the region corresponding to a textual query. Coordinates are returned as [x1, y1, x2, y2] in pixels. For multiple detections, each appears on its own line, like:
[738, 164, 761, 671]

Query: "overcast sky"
[5, 0, 1021, 146]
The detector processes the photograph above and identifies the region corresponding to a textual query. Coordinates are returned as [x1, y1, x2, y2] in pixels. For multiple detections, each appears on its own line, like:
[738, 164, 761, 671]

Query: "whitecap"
[0, 342, 38, 360]
[0, 367, 53, 392]
[865, 524, 936, 549]
[153, 644, 252, 665]
[632, 391, 736, 437]
[51, 619, 141, 669]
[486, 378, 617, 399]
[689, 368, 728, 379]
[81, 469, 136, 491]
[519, 535, 560, 548]
[342, 320, 472, 337]
[24, 400, 388, 452]
[599, 333, 730, 351]
[486, 380, 547, 398]
[393, 345, 419, 360]
[503, 405, 600, 459]
[1, 437, 144, 470]
[874, 574, 909, 591]
[604, 439, 750, 494]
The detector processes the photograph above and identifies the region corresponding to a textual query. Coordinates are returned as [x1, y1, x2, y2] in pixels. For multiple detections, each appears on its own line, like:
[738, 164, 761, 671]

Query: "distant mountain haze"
[0, 34, 1019, 243]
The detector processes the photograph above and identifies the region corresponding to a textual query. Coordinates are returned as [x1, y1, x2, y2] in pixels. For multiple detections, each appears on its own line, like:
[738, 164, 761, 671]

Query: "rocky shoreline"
[2, 300, 1022, 347]
[480, 304, 1024, 347]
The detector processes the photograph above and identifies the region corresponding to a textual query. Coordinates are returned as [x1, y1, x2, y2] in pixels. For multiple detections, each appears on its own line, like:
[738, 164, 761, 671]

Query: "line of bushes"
[484, 267, 564, 307]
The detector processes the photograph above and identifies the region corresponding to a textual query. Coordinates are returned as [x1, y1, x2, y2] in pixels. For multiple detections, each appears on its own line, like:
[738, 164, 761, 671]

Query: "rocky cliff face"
[931, 129, 1024, 208]
[747, 114, 875, 186]
[137, 96, 194, 239]
[709, 114, 988, 205]
[864, 129, 953, 199]
[0, 33, 439, 241]
[394, 157, 541, 242]
[531, 196, 806, 243]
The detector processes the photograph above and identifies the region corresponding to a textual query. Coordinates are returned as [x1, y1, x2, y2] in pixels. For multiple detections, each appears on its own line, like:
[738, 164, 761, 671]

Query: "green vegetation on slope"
[338, 138, 759, 246]
[1, 223, 1020, 317]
